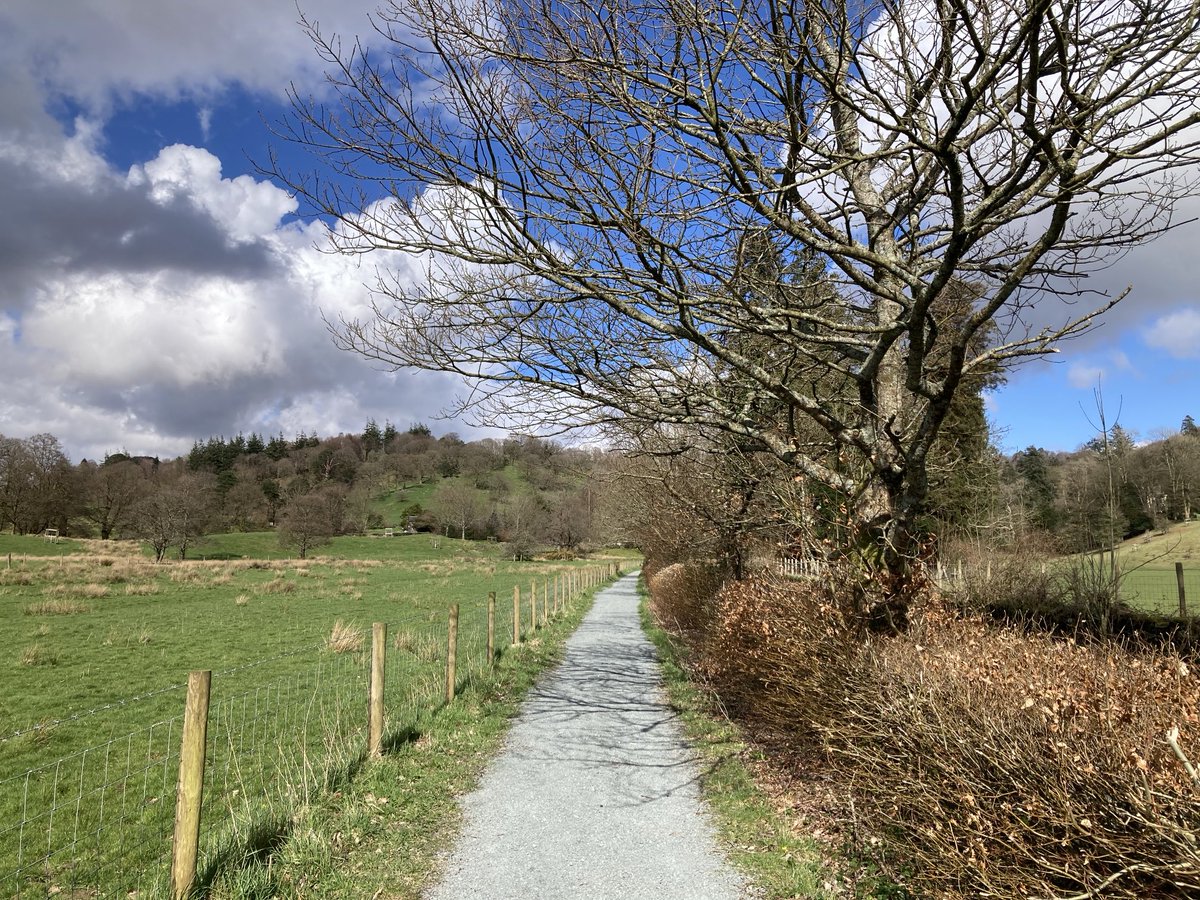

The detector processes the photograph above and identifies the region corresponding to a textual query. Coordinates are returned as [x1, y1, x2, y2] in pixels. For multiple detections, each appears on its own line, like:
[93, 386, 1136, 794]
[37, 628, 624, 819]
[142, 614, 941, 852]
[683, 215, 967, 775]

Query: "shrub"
[647, 562, 725, 641]
[698, 573, 861, 737]
[826, 606, 1200, 898]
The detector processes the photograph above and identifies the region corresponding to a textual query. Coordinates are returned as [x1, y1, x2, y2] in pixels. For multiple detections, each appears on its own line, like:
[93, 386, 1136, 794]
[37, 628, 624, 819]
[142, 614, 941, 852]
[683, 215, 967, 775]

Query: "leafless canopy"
[280, 0, 1200, 573]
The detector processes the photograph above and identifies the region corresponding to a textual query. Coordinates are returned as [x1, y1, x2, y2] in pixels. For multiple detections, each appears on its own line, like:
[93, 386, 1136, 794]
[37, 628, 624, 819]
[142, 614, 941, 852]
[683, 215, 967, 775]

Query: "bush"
[647, 562, 725, 641]
[678, 568, 1200, 897]
[827, 607, 1200, 898]
[697, 572, 862, 739]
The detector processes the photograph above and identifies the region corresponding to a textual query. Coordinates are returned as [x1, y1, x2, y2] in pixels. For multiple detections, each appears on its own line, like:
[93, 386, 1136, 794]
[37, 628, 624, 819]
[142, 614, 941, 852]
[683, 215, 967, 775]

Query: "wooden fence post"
[529, 582, 536, 631]
[446, 604, 459, 703]
[542, 581, 548, 626]
[513, 585, 521, 645]
[554, 576, 560, 613]
[170, 670, 211, 900]
[487, 591, 496, 663]
[1177, 562, 1188, 618]
[369, 623, 386, 757]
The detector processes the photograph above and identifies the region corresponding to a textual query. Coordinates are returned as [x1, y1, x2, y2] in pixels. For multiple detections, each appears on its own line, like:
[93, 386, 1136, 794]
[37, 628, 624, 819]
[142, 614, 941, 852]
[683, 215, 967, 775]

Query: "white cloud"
[197, 106, 213, 141]
[128, 144, 298, 242]
[0, 1, 382, 111]
[1144, 308, 1200, 359]
[0, 134, 493, 460]
[1067, 363, 1107, 389]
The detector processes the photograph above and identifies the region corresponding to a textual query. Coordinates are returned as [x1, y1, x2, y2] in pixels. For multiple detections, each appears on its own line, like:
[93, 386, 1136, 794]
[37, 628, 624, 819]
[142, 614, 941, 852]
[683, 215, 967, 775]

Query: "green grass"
[194, 530, 498, 562]
[638, 581, 832, 899]
[0, 539, 618, 897]
[1055, 520, 1200, 615]
[0, 533, 82, 557]
[203, 581, 599, 899]
[368, 479, 439, 527]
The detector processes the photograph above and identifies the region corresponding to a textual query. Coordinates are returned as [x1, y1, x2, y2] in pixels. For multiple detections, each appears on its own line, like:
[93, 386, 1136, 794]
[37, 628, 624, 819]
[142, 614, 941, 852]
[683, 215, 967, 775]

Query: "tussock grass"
[24, 599, 91, 615]
[326, 620, 364, 654]
[257, 578, 296, 595]
[123, 582, 160, 596]
[20, 644, 57, 667]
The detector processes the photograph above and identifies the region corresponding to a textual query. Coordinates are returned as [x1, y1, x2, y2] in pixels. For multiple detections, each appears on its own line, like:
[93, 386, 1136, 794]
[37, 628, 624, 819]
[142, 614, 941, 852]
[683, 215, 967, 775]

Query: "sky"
[2, 2, 1200, 464]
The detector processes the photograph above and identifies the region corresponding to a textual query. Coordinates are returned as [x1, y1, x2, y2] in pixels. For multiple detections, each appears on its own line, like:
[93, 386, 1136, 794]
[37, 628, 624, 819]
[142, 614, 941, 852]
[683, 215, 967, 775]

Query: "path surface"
[424, 572, 746, 899]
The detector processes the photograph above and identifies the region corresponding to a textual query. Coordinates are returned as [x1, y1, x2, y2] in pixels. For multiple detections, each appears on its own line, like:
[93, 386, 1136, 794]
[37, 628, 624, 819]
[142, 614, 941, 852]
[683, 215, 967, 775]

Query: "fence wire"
[0, 569, 612, 897]
[0, 714, 183, 897]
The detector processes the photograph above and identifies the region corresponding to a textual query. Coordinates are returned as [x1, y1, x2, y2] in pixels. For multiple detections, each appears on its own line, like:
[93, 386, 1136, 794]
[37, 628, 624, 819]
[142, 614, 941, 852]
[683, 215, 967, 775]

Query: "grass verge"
[638, 578, 833, 899]
[204, 582, 603, 899]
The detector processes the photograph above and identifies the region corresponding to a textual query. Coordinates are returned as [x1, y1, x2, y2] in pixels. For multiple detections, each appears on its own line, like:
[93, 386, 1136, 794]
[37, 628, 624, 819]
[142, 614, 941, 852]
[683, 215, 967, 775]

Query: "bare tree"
[281, 0, 1200, 623]
[81, 458, 150, 540]
[132, 473, 215, 562]
[277, 489, 342, 558]
[431, 481, 485, 540]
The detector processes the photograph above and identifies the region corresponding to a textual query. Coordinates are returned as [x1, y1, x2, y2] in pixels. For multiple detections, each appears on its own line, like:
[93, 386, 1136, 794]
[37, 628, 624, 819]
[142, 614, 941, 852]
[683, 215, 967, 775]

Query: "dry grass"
[20, 644, 57, 666]
[325, 619, 364, 654]
[101, 625, 154, 648]
[258, 577, 297, 595]
[170, 567, 207, 584]
[392, 631, 418, 653]
[235, 594, 250, 606]
[24, 599, 91, 615]
[124, 582, 160, 597]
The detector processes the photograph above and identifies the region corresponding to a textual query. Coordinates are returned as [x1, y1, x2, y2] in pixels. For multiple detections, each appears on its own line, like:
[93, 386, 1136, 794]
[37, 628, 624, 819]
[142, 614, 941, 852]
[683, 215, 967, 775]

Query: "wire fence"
[0, 563, 622, 899]
[779, 554, 1200, 621]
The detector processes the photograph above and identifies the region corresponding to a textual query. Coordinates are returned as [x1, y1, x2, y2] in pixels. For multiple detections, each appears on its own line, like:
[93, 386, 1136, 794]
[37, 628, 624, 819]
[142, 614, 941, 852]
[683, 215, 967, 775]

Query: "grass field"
[1079, 520, 1200, 615]
[0, 531, 630, 897]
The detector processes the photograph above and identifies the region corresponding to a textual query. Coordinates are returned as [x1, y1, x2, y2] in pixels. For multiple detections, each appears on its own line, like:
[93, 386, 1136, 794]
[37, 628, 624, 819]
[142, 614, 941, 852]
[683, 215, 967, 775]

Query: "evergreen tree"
[363, 419, 384, 457]
[265, 433, 289, 460]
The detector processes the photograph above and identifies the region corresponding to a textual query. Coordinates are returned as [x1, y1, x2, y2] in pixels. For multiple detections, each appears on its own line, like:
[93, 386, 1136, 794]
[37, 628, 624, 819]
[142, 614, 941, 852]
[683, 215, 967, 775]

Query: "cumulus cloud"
[1067, 363, 1108, 390]
[1145, 308, 1200, 359]
[0, 137, 486, 461]
[0, 1, 382, 111]
[0, 2, 507, 461]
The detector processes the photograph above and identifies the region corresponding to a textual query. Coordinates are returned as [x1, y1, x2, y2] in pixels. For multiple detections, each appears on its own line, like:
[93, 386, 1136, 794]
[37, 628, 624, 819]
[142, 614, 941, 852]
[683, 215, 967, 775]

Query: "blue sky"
[2, 1, 1200, 462]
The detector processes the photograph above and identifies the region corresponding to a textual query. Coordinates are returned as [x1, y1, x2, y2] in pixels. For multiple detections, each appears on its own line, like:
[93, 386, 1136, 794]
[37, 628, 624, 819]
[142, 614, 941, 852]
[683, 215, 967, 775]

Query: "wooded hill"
[0, 425, 624, 559]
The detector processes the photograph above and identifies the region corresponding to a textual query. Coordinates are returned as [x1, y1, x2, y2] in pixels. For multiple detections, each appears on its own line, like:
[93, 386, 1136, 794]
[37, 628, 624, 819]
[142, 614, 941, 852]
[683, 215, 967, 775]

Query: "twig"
[1166, 726, 1200, 787]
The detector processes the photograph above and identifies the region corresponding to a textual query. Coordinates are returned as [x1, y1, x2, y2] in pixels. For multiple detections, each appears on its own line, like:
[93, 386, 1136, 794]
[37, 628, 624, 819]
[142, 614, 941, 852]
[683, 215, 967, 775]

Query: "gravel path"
[424, 571, 746, 899]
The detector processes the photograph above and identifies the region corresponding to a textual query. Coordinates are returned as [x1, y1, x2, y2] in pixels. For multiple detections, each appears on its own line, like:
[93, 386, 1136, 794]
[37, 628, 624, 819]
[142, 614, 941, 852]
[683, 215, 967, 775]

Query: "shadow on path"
[423, 573, 746, 900]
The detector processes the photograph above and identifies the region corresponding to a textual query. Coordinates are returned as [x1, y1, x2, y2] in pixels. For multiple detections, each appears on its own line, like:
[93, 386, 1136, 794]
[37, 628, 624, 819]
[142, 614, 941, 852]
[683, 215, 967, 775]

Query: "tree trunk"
[848, 468, 928, 633]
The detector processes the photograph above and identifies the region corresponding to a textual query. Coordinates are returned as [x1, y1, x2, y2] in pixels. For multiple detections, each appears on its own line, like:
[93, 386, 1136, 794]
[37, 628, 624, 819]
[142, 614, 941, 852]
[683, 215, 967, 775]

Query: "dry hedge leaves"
[650, 565, 1200, 898]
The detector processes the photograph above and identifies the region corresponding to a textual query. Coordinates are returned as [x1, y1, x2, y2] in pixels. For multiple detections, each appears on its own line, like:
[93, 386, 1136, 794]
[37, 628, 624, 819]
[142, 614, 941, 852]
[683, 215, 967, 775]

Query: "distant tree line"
[0, 424, 625, 559]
